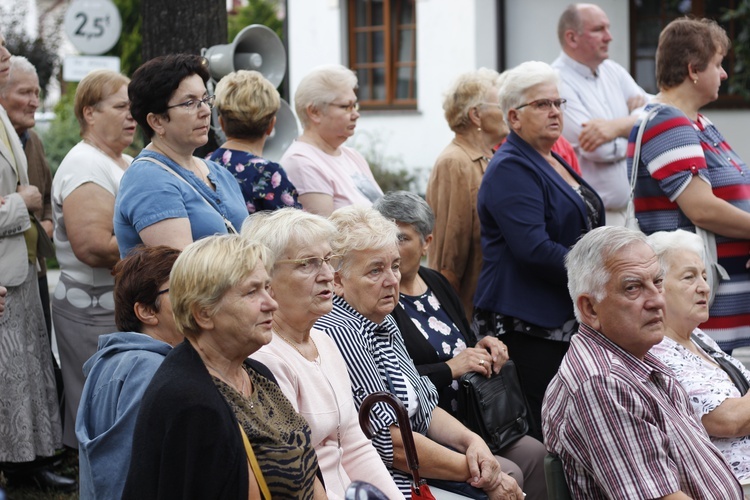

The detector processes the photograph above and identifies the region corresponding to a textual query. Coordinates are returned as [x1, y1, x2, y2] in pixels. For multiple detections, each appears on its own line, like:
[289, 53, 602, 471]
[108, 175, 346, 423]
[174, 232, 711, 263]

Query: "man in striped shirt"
[542, 226, 741, 499]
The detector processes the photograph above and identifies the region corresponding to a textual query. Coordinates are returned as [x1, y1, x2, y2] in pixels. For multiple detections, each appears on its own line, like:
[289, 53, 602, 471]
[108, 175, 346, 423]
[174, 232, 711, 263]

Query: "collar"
[558, 51, 600, 79]
[452, 135, 491, 164]
[578, 322, 671, 382]
[332, 295, 394, 337]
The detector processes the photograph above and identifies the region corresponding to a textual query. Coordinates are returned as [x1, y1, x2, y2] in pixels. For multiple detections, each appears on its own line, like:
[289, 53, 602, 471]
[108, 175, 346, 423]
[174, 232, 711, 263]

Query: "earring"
[477, 127, 482, 132]
[693, 78, 698, 84]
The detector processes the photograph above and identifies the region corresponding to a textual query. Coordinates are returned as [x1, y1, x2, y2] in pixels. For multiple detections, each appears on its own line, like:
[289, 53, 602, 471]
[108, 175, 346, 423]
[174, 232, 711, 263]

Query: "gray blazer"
[0, 105, 31, 286]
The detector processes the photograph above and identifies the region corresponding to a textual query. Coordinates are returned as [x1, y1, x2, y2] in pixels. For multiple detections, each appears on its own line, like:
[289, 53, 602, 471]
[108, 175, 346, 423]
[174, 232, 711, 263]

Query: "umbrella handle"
[359, 391, 423, 486]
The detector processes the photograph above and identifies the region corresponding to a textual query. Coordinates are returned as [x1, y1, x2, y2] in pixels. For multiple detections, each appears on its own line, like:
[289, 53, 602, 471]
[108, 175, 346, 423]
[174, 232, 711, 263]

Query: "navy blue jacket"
[474, 131, 604, 329]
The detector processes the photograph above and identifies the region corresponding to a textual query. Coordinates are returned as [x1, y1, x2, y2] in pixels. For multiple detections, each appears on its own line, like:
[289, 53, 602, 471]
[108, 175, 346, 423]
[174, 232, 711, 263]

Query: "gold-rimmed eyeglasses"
[515, 98, 567, 112]
[328, 101, 360, 113]
[275, 255, 344, 274]
[166, 94, 215, 113]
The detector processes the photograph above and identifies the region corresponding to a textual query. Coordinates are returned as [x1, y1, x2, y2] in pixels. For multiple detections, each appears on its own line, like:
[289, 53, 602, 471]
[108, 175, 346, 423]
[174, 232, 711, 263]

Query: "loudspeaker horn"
[264, 98, 299, 163]
[204, 24, 286, 87]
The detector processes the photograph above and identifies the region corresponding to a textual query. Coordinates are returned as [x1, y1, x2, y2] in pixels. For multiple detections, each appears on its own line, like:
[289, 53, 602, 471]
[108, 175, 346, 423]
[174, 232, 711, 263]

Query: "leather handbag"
[458, 360, 529, 454]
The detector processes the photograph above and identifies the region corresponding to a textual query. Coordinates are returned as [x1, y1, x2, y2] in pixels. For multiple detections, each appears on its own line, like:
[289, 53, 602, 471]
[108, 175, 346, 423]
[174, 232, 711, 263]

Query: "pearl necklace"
[275, 330, 321, 364]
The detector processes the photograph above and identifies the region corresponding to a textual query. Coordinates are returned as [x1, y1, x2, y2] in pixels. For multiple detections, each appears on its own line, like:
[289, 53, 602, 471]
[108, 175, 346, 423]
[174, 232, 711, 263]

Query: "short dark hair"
[656, 17, 730, 90]
[113, 245, 181, 333]
[128, 54, 210, 138]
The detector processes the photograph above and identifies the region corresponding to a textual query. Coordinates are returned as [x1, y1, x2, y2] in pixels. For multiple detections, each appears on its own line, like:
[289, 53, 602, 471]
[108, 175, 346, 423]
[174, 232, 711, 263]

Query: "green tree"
[109, 0, 142, 76]
[228, 0, 283, 42]
[722, 1, 750, 98]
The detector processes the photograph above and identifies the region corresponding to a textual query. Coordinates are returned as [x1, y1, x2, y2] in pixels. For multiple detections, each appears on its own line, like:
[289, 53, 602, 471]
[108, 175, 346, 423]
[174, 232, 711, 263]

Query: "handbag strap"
[238, 423, 272, 500]
[627, 105, 662, 216]
[690, 333, 750, 395]
[140, 156, 238, 234]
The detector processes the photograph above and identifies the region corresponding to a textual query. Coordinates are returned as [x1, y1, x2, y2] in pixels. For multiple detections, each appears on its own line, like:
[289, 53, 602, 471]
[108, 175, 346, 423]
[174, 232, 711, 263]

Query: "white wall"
[286, 0, 750, 184]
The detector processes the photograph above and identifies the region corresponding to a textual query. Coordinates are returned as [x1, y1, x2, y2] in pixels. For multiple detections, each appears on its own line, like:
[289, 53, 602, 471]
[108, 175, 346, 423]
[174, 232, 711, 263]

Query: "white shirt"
[552, 52, 649, 210]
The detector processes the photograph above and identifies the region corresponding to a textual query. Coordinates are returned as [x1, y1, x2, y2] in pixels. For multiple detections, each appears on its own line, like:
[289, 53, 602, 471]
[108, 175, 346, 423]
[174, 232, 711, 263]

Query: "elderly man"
[542, 226, 741, 499]
[0, 55, 54, 336]
[552, 3, 649, 226]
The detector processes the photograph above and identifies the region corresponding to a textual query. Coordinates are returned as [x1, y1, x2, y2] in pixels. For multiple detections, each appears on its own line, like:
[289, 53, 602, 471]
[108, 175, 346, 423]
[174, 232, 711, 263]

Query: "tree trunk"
[141, 0, 227, 60]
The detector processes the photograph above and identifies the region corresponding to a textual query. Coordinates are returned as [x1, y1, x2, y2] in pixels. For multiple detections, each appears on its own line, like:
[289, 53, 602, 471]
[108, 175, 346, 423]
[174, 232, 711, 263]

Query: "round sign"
[64, 0, 122, 55]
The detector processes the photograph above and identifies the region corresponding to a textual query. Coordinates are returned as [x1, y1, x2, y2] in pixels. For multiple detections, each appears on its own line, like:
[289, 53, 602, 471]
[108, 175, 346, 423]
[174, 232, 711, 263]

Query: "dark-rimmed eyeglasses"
[157, 288, 170, 295]
[515, 98, 567, 112]
[275, 255, 344, 274]
[328, 101, 360, 113]
[166, 94, 215, 113]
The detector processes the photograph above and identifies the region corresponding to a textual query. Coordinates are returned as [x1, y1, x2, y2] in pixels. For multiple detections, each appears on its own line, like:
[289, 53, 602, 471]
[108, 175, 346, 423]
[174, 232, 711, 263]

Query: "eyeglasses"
[157, 288, 169, 295]
[329, 101, 360, 113]
[275, 255, 344, 274]
[166, 94, 215, 113]
[480, 102, 502, 109]
[515, 98, 567, 112]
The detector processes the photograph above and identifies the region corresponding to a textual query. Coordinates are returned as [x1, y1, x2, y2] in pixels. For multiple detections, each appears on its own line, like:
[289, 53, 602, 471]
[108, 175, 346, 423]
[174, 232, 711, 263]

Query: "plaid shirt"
[542, 323, 742, 499]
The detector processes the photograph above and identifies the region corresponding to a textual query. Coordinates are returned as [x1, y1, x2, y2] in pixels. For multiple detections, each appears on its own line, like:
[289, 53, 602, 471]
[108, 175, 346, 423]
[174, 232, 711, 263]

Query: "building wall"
[286, 0, 750, 187]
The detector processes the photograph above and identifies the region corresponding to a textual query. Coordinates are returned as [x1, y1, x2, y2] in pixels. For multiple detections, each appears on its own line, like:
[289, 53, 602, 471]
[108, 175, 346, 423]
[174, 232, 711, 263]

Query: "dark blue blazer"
[474, 132, 604, 329]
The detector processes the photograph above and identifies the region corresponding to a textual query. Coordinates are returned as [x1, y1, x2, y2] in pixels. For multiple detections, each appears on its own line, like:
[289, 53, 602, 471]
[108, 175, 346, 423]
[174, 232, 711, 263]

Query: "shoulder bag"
[458, 359, 529, 453]
[690, 333, 749, 395]
[239, 424, 271, 500]
[626, 105, 662, 231]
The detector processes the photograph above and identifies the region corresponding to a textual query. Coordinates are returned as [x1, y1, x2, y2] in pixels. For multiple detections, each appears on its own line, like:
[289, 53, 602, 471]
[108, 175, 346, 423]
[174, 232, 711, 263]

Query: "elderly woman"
[629, 18, 750, 353]
[114, 54, 247, 256]
[280, 64, 382, 216]
[77, 245, 182, 500]
[316, 205, 524, 500]
[51, 68, 135, 449]
[473, 61, 604, 438]
[376, 191, 548, 500]
[0, 32, 71, 492]
[208, 70, 301, 213]
[426, 69, 506, 318]
[244, 208, 404, 499]
[649, 229, 750, 481]
[122, 235, 324, 499]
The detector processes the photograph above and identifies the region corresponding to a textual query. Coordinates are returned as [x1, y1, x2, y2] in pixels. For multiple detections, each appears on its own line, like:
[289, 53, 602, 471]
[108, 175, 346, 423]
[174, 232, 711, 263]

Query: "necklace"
[205, 362, 253, 407]
[275, 330, 321, 364]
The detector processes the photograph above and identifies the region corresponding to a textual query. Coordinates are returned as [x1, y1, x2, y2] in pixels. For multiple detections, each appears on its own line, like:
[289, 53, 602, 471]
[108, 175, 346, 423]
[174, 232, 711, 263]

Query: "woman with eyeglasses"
[280, 64, 382, 216]
[473, 61, 604, 438]
[114, 54, 247, 257]
[244, 208, 404, 499]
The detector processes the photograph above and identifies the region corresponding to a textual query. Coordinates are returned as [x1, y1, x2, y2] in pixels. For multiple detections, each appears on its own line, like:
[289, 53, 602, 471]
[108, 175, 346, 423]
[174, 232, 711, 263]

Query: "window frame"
[347, 0, 417, 110]
[628, 0, 749, 109]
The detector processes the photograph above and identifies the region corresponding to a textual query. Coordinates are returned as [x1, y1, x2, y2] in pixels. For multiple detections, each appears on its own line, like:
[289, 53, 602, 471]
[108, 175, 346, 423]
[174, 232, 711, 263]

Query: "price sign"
[64, 0, 122, 55]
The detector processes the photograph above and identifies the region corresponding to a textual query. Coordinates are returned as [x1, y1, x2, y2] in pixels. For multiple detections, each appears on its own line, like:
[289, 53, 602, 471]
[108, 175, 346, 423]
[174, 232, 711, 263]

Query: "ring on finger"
[479, 359, 485, 366]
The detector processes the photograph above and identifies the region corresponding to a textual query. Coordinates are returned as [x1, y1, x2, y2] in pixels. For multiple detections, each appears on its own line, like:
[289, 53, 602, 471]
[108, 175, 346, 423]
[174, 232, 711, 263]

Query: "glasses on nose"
[275, 255, 344, 275]
[329, 101, 360, 113]
[166, 94, 215, 113]
[515, 98, 567, 112]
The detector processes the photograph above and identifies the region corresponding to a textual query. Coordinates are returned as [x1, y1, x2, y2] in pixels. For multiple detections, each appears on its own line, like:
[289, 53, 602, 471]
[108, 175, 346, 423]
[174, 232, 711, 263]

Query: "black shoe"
[6, 467, 77, 493]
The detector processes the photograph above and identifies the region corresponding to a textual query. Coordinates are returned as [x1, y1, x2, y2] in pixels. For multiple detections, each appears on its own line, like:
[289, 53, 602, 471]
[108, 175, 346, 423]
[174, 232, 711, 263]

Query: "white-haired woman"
[649, 229, 750, 481]
[426, 68, 507, 318]
[316, 205, 524, 500]
[209, 70, 301, 213]
[473, 61, 604, 438]
[244, 208, 404, 499]
[280, 65, 382, 216]
[122, 235, 325, 499]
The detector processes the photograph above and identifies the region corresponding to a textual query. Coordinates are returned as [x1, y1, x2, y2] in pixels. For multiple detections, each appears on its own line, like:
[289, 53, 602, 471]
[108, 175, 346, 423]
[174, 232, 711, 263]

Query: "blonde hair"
[170, 235, 273, 335]
[74, 69, 130, 133]
[215, 70, 280, 140]
[443, 68, 501, 133]
[328, 205, 399, 277]
[242, 207, 336, 259]
[294, 64, 358, 129]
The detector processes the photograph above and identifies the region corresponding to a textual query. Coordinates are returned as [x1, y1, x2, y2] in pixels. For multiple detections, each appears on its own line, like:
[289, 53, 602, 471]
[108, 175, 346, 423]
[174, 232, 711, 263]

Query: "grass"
[1, 449, 79, 500]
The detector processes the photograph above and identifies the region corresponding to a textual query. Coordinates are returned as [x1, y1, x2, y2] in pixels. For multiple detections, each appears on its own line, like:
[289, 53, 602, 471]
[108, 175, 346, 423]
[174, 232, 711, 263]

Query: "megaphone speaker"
[204, 24, 287, 87]
[264, 99, 299, 163]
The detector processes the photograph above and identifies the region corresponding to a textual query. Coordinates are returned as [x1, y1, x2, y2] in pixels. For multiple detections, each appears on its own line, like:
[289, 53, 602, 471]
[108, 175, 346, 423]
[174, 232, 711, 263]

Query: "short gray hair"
[0, 56, 37, 95]
[241, 207, 337, 260]
[329, 205, 400, 277]
[557, 4, 584, 46]
[294, 64, 358, 129]
[373, 191, 434, 241]
[565, 226, 650, 322]
[498, 61, 559, 123]
[647, 230, 704, 274]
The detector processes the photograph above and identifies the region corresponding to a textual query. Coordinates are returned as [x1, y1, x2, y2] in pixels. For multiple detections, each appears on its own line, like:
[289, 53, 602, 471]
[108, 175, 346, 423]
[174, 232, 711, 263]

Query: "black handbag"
[458, 360, 529, 454]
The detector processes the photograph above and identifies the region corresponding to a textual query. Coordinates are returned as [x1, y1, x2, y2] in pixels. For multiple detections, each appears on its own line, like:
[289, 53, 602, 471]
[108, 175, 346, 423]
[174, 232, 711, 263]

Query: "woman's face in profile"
[511, 82, 563, 145]
[663, 249, 710, 333]
[87, 84, 136, 153]
[317, 87, 360, 141]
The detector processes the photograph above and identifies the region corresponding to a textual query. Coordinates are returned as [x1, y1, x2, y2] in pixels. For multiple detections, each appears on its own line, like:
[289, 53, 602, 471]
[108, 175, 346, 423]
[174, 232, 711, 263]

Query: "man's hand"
[17, 185, 42, 212]
[627, 94, 647, 113]
[579, 119, 618, 152]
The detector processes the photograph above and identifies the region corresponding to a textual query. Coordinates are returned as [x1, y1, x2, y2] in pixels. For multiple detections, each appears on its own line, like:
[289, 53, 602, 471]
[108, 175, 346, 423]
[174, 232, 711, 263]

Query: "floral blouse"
[208, 148, 302, 213]
[651, 329, 750, 480]
[399, 288, 465, 413]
